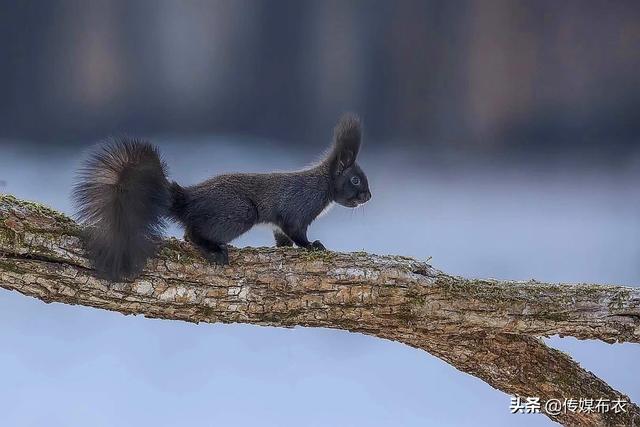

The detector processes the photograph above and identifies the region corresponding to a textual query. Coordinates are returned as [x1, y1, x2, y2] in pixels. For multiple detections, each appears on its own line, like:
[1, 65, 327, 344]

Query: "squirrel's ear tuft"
[333, 113, 361, 172]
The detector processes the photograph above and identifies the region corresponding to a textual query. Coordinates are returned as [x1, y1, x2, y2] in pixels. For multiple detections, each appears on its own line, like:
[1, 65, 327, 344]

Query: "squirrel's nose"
[359, 190, 371, 203]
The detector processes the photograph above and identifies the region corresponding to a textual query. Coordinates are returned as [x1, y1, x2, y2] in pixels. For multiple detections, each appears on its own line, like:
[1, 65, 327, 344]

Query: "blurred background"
[0, 1, 639, 426]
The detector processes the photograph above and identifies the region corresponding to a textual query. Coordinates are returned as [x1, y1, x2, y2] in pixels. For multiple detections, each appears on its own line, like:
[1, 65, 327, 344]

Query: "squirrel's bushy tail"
[73, 137, 173, 281]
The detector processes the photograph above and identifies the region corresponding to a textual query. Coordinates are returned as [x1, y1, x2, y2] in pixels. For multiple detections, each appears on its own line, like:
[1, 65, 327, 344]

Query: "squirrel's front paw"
[309, 240, 327, 251]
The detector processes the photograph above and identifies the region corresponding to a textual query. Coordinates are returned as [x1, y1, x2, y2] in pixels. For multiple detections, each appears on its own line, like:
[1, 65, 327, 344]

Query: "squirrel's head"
[329, 113, 371, 208]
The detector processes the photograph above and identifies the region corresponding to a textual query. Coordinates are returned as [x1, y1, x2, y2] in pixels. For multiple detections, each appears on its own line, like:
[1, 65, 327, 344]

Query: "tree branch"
[1, 194, 639, 425]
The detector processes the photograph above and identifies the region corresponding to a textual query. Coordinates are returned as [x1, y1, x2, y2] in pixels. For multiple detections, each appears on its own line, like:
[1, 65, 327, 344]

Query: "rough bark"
[1, 194, 639, 426]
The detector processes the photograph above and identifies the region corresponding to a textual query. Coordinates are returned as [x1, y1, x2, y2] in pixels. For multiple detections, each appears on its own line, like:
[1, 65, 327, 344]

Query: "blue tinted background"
[1, 1, 640, 425]
[1, 140, 639, 426]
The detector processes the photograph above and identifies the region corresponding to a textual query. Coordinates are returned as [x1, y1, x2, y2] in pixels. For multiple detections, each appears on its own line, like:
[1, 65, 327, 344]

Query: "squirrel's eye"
[350, 176, 361, 186]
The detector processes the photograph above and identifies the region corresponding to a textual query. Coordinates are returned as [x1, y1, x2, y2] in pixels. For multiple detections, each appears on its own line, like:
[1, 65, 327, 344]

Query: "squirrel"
[72, 113, 371, 281]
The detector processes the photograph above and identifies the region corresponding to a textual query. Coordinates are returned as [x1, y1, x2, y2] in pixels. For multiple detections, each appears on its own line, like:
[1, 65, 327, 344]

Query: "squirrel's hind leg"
[182, 195, 257, 265]
[184, 228, 229, 266]
[274, 229, 294, 247]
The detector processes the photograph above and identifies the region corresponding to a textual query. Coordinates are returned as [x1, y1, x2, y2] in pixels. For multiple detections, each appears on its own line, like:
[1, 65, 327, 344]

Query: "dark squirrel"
[73, 113, 371, 281]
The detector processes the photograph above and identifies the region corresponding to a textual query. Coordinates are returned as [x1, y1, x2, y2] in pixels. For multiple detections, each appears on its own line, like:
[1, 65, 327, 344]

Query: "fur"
[73, 113, 371, 281]
[72, 138, 172, 280]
